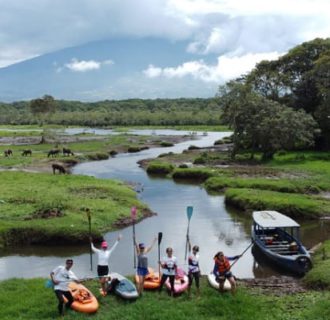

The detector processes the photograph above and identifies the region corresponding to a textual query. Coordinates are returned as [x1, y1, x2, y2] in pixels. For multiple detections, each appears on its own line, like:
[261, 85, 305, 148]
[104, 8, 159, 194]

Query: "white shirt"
[188, 253, 200, 273]
[52, 266, 78, 291]
[161, 255, 177, 276]
[91, 241, 119, 266]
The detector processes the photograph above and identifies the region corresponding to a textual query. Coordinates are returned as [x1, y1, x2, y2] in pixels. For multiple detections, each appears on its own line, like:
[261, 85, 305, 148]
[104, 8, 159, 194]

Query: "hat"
[101, 241, 108, 248]
[138, 243, 145, 249]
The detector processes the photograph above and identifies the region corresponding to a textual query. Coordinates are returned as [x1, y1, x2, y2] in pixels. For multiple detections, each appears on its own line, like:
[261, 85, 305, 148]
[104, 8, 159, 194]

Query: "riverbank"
[144, 148, 330, 220]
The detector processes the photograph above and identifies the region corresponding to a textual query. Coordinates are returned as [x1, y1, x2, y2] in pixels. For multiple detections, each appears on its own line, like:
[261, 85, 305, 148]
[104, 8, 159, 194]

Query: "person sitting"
[213, 251, 242, 295]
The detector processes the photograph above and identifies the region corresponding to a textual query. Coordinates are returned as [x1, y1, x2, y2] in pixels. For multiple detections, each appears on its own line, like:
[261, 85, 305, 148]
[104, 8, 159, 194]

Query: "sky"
[0, 0, 329, 101]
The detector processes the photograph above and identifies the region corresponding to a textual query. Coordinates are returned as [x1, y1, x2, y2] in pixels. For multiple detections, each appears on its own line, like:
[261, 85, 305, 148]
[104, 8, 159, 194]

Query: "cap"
[138, 243, 145, 249]
[101, 241, 108, 248]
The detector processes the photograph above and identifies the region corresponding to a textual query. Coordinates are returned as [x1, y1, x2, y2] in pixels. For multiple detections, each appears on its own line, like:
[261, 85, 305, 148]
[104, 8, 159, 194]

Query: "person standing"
[134, 236, 157, 296]
[50, 259, 79, 317]
[159, 247, 177, 296]
[90, 234, 122, 296]
[213, 251, 242, 295]
[187, 237, 201, 297]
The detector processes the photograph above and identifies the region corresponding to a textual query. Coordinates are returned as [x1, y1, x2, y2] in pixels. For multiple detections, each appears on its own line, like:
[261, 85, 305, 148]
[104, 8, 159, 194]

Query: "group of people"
[50, 234, 242, 317]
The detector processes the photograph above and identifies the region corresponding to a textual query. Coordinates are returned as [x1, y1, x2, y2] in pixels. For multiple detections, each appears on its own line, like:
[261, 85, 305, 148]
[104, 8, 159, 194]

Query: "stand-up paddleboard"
[207, 272, 231, 291]
[165, 267, 189, 294]
[108, 272, 139, 300]
[67, 282, 99, 313]
[135, 267, 161, 289]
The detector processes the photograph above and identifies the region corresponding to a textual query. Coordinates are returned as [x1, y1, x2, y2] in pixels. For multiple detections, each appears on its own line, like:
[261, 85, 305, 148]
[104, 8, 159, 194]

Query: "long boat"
[251, 210, 312, 275]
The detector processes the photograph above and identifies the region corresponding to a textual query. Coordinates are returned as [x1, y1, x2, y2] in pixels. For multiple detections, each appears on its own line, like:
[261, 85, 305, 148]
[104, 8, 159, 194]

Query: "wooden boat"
[135, 267, 161, 289]
[207, 272, 231, 291]
[251, 210, 312, 275]
[108, 272, 139, 300]
[67, 282, 99, 314]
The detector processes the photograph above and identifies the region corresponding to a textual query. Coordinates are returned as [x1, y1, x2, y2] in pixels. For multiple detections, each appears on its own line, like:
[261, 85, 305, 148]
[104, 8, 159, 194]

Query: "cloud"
[143, 52, 282, 83]
[0, 0, 329, 69]
[61, 58, 114, 72]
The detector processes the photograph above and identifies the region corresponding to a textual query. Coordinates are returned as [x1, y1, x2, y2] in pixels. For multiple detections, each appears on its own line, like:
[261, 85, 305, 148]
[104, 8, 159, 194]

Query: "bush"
[86, 152, 109, 160]
[146, 161, 175, 175]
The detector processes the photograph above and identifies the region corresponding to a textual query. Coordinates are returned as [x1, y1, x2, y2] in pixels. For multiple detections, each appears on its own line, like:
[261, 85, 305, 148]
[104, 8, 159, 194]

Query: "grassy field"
[0, 171, 147, 246]
[0, 275, 329, 320]
[148, 150, 330, 219]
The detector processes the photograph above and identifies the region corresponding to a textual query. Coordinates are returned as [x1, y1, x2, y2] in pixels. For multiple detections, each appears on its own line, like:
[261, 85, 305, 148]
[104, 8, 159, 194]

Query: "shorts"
[216, 271, 233, 282]
[97, 265, 109, 277]
[137, 267, 149, 276]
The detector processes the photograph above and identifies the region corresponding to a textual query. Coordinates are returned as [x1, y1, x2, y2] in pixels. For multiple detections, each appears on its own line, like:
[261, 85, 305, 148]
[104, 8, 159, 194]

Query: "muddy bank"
[239, 276, 307, 296]
[112, 208, 157, 228]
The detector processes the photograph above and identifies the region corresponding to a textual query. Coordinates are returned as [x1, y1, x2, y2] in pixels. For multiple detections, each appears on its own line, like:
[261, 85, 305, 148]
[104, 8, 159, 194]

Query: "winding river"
[0, 129, 329, 280]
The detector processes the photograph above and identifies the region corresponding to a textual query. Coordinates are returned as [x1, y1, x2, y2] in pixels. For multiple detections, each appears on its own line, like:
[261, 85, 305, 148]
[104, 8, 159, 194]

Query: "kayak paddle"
[131, 207, 137, 269]
[184, 206, 193, 260]
[158, 232, 163, 278]
[86, 208, 93, 271]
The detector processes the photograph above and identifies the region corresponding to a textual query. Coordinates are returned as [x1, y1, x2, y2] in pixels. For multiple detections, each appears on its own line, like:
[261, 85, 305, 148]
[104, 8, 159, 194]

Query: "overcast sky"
[0, 0, 329, 100]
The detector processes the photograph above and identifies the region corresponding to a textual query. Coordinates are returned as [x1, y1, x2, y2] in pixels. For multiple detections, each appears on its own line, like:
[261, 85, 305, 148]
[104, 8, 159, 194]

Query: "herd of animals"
[2, 147, 74, 174]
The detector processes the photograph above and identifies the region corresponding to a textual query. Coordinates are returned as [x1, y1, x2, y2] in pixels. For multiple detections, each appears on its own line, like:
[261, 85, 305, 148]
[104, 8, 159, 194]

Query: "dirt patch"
[25, 208, 64, 220]
[112, 208, 157, 228]
[239, 276, 307, 296]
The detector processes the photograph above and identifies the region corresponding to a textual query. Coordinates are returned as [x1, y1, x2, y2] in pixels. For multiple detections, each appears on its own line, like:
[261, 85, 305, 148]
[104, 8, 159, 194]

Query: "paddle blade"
[45, 279, 54, 289]
[158, 232, 163, 245]
[186, 206, 193, 220]
[131, 207, 137, 220]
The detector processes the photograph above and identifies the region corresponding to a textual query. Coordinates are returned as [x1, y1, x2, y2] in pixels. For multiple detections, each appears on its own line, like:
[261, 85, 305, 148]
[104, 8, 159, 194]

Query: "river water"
[0, 129, 329, 280]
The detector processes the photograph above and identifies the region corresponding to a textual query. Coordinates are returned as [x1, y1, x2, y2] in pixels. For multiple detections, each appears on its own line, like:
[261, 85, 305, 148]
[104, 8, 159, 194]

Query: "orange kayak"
[135, 267, 161, 289]
[66, 282, 99, 314]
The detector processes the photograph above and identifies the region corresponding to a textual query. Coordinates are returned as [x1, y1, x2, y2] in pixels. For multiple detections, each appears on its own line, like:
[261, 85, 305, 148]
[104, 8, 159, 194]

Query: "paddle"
[86, 208, 93, 271]
[158, 232, 163, 278]
[229, 241, 254, 270]
[45, 276, 100, 289]
[184, 206, 194, 260]
[131, 207, 137, 269]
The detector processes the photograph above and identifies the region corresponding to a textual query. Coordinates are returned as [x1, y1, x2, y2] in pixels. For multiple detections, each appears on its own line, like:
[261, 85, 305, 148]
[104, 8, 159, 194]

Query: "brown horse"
[22, 149, 32, 156]
[63, 147, 74, 156]
[52, 163, 66, 174]
[4, 149, 13, 157]
[48, 149, 60, 157]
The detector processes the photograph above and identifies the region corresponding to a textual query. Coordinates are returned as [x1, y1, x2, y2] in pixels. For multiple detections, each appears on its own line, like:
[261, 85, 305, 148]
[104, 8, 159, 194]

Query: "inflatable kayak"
[135, 267, 161, 289]
[67, 282, 99, 313]
[108, 272, 139, 300]
[165, 267, 189, 294]
[207, 272, 231, 291]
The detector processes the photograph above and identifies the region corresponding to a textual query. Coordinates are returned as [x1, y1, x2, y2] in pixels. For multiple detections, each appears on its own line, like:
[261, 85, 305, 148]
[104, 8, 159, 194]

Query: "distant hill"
[0, 38, 218, 102]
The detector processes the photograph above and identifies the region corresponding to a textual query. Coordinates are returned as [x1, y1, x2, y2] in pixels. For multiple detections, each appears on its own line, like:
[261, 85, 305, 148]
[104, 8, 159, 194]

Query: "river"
[0, 129, 329, 280]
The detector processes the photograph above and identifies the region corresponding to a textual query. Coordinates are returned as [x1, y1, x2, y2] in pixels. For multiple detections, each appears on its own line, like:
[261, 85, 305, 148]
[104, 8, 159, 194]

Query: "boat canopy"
[253, 211, 300, 228]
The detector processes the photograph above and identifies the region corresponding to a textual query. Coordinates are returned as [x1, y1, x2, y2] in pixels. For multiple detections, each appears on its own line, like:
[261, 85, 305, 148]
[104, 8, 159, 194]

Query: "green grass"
[304, 240, 330, 289]
[0, 171, 147, 246]
[146, 161, 175, 175]
[225, 188, 330, 219]
[0, 277, 329, 320]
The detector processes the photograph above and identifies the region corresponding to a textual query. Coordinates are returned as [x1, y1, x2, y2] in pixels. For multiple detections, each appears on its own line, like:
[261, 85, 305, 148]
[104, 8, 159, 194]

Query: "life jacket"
[214, 257, 230, 274]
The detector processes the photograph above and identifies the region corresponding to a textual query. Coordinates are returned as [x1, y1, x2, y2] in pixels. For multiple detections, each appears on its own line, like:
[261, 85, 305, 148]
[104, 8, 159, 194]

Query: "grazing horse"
[52, 163, 66, 174]
[22, 149, 32, 156]
[4, 149, 13, 157]
[63, 147, 74, 156]
[47, 149, 60, 157]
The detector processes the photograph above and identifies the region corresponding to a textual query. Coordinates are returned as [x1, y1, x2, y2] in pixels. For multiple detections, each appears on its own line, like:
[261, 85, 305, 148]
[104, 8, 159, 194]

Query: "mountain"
[0, 38, 219, 102]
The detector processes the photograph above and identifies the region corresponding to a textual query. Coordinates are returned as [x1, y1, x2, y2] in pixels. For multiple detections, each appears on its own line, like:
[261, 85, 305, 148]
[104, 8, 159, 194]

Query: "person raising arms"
[134, 236, 157, 296]
[90, 234, 122, 296]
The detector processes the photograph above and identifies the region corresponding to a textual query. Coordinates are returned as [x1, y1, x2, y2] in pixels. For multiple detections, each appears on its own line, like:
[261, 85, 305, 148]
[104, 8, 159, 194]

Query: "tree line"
[0, 97, 222, 126]
[219, 38, 330, 159]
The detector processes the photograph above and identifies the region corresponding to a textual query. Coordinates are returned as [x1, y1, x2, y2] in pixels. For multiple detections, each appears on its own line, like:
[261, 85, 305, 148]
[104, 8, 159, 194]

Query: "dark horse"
[22, 149, 32, 156]
[63, 147, 74, 156]
[4, 149, 13, 157]
[52, 163, 66, 174]
[48, 149, 60, 157]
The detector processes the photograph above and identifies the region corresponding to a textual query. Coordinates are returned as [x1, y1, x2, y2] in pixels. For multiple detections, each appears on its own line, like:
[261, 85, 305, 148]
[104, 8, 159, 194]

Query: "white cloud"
[63, 58, 114, 72]
[143, 52, 282, 83]
[0, 0, 329, 69]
